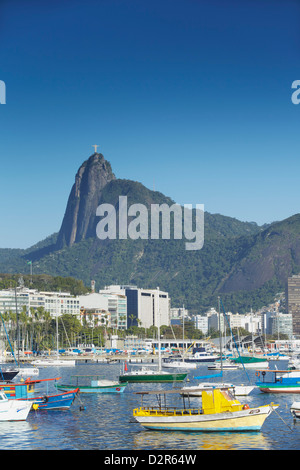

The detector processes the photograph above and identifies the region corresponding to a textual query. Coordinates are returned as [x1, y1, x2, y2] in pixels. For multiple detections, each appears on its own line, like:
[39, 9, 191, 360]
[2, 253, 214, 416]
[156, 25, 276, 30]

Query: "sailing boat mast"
[56, 311, 59, 359]
[218, 296, 223, 374]
[157, 287, 161, 372]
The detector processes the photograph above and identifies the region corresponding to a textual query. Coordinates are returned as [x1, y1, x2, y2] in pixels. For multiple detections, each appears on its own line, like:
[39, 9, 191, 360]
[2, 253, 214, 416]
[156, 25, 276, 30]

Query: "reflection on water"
[0, 363, 299, 450]
[132, 429, 272, 450]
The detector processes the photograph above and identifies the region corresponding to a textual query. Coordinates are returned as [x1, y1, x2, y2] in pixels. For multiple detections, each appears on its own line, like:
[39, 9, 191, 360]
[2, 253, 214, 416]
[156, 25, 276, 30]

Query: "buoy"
[79, 405, 86, 411]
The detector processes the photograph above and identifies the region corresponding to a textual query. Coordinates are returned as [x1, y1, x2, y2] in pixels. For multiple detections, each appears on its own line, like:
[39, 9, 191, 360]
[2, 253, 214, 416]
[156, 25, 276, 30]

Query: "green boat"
[119, 366, 187, 383]
[231, 356, 269, 368]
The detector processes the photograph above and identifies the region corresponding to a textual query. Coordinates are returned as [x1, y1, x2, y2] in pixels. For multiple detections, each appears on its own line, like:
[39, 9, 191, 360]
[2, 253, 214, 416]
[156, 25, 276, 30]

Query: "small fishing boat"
[0, 391, 33, 421]
[133, 387, 278, 432]
[255, 369, 300, 393]
[0, 377, 79, 410]
[56, 375, 127, 393]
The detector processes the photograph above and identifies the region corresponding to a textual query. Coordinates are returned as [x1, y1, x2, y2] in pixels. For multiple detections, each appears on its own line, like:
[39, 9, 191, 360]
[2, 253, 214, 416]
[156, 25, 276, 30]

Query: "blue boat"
[255, 369, 300, 393]
[0, 377, 79, 410]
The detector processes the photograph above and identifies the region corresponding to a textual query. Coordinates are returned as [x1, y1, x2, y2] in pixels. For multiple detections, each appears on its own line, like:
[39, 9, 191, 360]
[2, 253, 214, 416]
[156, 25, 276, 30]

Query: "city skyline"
[0, 0, 300, 248]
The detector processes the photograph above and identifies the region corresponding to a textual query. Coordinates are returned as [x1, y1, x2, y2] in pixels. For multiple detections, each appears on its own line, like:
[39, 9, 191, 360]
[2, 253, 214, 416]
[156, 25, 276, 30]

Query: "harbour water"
[1, 361, 300, 451]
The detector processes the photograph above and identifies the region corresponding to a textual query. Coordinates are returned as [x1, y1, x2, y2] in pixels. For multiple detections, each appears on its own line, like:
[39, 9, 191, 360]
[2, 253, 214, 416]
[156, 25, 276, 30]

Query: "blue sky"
[0, 0, 300, 248]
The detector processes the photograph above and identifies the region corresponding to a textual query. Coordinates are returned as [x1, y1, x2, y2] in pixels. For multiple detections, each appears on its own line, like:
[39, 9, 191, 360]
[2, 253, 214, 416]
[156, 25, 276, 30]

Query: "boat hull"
[119, 373, 187, 383]
[257, 384, 300, 393]
[20, 389, 79, 410]
[181, 383, 255, 397]
[57, 383, 126, 393]
[0, 398, 32, 421]
[31, 359, 75, 367]
[133, 404, 276, 432]
[162, 362, 197, 370]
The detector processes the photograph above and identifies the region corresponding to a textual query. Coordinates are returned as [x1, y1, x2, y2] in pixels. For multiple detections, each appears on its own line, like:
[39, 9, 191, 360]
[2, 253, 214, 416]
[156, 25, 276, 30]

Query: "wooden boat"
[0, 391, 33, 421]
[133, 387, 278, 432]
[0, 377, 79, 410]
[56, 375, 127, 393]
[255, 369, 300, 393]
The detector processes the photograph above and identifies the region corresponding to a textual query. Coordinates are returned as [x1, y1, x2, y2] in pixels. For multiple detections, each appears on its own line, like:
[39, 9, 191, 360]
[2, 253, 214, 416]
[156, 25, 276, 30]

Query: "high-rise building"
[286, 275, 300, 335]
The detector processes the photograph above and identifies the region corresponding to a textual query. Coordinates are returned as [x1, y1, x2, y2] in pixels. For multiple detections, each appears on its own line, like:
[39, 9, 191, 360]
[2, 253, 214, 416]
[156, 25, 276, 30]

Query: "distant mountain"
[0, 151, 299, 313]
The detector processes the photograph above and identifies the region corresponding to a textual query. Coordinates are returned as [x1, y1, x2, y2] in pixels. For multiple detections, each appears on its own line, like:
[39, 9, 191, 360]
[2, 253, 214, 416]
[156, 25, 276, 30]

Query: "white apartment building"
[194, 315, 209, 335]
[0, 288, 81, 318]
[208, 311, 262, 334]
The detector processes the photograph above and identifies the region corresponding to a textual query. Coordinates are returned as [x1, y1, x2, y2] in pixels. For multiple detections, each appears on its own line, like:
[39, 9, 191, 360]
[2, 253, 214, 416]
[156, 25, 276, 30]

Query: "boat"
[255, 369, 300, 393]
[0, 391, 33, 421]
[119, 363, 187, 383]
[0, 368, 20, 381]
[56, 375, 127, 393]
[17, 367, 39, 377]
[31, 358, 75, 367]
[290, 401, 300, 419]
[133, 387, 278, 432]
[181, 382, 255, 397]
[0, 377, 79, 410]
[208, 360, 239, 370]
[184, 348, 219, 363]
[162, 357, 197, 370]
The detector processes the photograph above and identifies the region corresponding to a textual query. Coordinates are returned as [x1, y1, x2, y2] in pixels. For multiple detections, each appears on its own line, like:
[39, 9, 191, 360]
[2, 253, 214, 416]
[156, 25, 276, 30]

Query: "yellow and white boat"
[133, 387, 278, 432]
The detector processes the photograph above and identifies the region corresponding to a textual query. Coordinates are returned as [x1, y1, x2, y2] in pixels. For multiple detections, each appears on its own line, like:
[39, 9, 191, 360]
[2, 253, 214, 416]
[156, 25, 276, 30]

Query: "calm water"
[1, 361, 300, 451]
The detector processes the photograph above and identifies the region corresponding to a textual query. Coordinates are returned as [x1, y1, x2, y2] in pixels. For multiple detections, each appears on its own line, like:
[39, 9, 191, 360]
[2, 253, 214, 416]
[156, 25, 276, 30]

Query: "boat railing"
[134, 406, 202, 416]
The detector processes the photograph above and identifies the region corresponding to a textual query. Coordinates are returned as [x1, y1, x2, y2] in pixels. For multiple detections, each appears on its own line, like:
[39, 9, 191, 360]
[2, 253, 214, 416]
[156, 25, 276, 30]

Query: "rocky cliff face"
[56, 153, 116, 248]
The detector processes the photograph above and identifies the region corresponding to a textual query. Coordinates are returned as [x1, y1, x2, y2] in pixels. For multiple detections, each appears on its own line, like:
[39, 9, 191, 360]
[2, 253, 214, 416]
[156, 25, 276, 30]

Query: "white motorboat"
[162, 357, 197, 370]
[181, 382, 255, 397]
[185, 350, 219, 363]
[208, 360, 239, 370]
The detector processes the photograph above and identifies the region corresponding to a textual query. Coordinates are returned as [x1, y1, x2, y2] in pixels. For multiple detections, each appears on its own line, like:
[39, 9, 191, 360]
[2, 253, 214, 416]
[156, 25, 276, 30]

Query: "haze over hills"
[0, 152, 299, 313]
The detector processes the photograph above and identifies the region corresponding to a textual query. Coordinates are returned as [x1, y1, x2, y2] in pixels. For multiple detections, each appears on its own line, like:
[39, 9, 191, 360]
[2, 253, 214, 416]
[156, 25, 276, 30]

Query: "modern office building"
[286, 275, 300, 335]
[100, 285, 170, 328]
